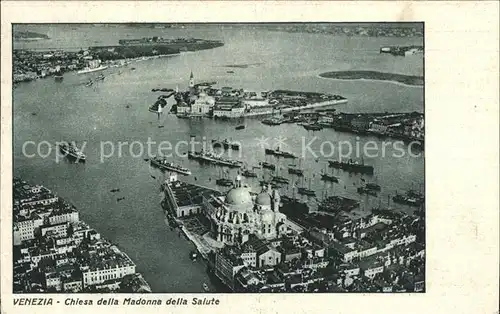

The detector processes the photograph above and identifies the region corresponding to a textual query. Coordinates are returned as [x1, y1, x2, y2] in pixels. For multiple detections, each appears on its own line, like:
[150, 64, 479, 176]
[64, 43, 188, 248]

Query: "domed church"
[204, 177, 288, 245]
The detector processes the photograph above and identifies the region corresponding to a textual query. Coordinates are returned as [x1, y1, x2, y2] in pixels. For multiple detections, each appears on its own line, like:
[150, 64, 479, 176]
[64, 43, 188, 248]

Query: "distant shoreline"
[14, 31, 49, 41]
[318, 70, 424, 87]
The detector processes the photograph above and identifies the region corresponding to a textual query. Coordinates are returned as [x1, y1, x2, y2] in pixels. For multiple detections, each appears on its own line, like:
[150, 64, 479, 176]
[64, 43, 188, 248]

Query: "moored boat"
[77, 65, 108, 74]
[320, 173, 339, 183]
[188, 150, 243, 168]
[264, 147, 297, 159]
[365, 183, 381, 191]
[260, 161, 276, 170]
[150, 156, 191, 175]
[241, 169, 258, 178]
[216, 178, 234, 187]
[392, 190, 424, 207]
[272, 176, 289, 184]
[288, 166, 304, 176]
[297, 187, 316, 196]
[303, 123, 323, 131]
[262, 117, 283, 126]
[328, 159, 374, 174]
[212, 139, 240, 150]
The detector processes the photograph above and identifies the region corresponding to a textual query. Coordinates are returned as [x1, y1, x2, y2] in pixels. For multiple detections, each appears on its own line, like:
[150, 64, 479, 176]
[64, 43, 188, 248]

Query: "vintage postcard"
[1, 2, 498, 314]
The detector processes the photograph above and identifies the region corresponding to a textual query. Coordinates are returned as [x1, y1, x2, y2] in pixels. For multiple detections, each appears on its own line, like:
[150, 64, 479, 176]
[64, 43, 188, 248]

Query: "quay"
[239, 98, 348, 118]
[162, 176, 224, 258]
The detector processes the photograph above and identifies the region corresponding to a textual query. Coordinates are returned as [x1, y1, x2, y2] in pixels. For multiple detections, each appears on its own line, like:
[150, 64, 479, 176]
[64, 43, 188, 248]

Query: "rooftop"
[168, 181, 222, 209]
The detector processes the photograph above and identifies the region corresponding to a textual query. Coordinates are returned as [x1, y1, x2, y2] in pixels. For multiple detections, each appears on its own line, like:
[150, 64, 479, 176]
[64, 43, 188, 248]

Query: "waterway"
[13, 24, 424, 292]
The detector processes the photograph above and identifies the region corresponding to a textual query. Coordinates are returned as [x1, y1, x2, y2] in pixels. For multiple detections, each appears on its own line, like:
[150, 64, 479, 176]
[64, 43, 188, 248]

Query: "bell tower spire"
[189, 71, 195, 88]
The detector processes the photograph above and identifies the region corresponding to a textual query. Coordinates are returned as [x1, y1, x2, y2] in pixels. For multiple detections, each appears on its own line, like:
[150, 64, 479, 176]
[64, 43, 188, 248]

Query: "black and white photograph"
[11, 22, 427, 294]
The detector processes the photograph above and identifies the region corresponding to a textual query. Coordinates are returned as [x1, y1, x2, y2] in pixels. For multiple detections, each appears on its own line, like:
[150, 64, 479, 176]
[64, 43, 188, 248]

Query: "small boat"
[303, 123, 323, 131]
[297, 176, 315, 196]
[241, 169, 258, 178]
[297, 187, 316, 196]
[235, 125, 245, 130]
[85, 80, 93, 87]
[320, 173, 339, 183]
[216, 178, 234, 187]
[203, 283, 210, 292]
[365, 183, 381, 191]
[392, 190, 424, 207]
[190, 250, 198, 260]
[272, 176, 289, 184]
[110, 188, 120, 193]
[227, 70, 235, 74]
[262, 117, 283, 126]
[288, 166, 304, 176]
[260, 162, 276, 170]
[265, 147, 297, 159]
[212, 139, 240, 150]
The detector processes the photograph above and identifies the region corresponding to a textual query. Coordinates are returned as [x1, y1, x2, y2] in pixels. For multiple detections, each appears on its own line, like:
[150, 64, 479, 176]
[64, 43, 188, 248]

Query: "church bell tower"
[189, 71, 195, 88]
[188, 71, 195, 97]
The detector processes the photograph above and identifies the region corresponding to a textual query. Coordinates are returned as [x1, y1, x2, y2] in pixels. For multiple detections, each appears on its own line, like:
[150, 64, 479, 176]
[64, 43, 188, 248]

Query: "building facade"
[203, 178, 288, 246]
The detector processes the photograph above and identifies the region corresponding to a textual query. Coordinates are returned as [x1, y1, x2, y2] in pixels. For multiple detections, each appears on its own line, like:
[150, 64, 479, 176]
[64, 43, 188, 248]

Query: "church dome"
[255, 192, 271, 206]
[225, 187, 253, 206]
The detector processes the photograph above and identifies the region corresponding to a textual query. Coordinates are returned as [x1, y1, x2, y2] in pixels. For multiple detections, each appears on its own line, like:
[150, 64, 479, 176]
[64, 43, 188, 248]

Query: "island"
[14, 31, 49, 41]
[13, 36, 224, 83]
[319, 70, 424, 87]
